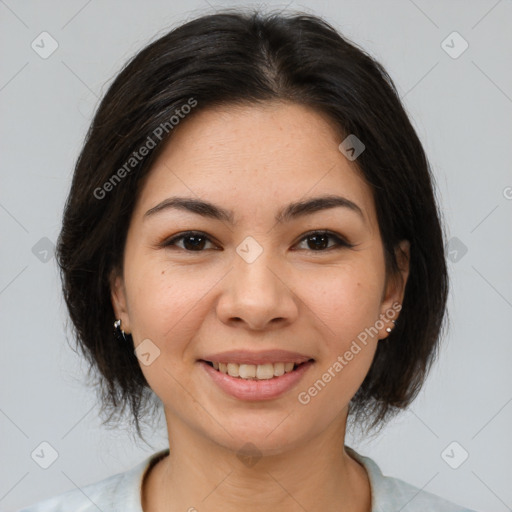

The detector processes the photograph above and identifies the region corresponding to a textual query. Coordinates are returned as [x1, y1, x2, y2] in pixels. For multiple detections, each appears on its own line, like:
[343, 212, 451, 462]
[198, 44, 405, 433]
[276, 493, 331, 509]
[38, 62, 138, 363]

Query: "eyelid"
[293, 230, 355, 250]
[160, 229, 355, 251]
[160, 230, 219, 250]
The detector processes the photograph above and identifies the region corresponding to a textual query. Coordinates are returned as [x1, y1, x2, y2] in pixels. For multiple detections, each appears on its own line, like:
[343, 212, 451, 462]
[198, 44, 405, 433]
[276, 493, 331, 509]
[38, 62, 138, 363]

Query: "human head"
[56, 9, 448, 440]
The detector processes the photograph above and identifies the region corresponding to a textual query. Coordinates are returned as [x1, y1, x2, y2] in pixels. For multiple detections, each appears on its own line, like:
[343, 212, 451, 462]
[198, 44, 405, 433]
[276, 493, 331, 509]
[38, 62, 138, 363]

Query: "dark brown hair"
[56, 9, 449, 439]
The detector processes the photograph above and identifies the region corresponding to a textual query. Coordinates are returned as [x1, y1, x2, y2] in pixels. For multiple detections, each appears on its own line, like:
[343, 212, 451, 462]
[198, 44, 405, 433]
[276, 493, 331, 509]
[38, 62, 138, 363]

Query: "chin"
[207, 412, 311, 456]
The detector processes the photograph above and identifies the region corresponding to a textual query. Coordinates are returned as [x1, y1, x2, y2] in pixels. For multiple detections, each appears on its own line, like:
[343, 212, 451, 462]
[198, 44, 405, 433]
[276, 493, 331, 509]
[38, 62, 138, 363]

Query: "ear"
[378, 239, 410, 339]
[110, 268, 131, 334]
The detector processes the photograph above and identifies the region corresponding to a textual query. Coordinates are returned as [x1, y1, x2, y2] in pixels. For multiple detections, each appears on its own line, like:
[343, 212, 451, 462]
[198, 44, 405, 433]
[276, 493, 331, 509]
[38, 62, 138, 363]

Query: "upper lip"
[200, 349, 314, 365]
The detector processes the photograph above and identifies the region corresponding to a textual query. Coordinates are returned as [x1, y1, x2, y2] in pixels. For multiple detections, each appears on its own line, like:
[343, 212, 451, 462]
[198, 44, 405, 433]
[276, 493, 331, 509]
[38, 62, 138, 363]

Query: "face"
[111, 101, 409, 455]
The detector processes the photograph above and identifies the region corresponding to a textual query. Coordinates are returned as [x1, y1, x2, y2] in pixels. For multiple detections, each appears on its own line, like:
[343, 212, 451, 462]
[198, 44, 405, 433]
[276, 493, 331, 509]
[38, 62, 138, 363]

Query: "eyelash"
[160, 230, 355, 253]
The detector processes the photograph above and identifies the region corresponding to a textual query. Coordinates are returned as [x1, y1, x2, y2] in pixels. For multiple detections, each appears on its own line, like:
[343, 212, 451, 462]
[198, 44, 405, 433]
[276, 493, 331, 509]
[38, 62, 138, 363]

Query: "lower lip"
[200, 360, 314, 401]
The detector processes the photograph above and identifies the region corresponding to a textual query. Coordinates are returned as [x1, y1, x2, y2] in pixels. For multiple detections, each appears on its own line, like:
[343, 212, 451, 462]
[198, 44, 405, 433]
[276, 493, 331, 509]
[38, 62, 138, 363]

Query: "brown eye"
[295, 231, 354, 251]
[162, 231, 216, 251]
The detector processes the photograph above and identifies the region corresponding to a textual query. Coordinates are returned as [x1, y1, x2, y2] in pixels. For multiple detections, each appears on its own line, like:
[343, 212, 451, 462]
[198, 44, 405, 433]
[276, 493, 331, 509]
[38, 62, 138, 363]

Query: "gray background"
[1, 1, 511, 511]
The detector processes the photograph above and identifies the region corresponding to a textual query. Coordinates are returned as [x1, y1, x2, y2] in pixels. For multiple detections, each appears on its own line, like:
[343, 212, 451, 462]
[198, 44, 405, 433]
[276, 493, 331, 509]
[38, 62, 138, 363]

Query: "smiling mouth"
[201, 360, 314, 380]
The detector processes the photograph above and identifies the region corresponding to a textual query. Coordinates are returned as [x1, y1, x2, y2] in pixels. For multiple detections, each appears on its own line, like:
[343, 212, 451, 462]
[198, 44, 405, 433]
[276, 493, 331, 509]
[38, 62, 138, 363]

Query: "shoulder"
[16, 471, 131, 512]
[345, 446, 479, 512]
[16, 450, 169, 512]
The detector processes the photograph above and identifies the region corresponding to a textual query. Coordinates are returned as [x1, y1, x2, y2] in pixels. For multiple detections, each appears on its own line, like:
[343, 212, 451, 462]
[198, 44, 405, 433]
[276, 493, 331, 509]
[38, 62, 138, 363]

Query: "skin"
[111, 101, 410, 512]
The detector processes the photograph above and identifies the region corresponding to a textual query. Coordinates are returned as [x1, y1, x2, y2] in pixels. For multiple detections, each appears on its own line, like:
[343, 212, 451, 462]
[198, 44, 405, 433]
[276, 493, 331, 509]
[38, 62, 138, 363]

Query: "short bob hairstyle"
[56, 9, 448, 439]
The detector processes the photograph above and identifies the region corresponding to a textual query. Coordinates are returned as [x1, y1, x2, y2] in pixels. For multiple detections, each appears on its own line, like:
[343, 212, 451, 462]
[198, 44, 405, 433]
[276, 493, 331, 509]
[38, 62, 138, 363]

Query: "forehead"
[135, 102, 378, 231]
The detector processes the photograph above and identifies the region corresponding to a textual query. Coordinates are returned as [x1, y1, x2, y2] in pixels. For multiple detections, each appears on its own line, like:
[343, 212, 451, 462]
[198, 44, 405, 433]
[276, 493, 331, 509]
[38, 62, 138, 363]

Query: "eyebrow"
[144, 194, 365, 224]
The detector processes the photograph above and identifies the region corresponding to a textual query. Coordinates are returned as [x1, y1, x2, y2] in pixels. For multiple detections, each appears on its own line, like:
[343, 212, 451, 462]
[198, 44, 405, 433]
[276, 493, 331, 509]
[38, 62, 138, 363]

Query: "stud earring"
[114, 319, 128, 342]
[385, 319, 397, 334]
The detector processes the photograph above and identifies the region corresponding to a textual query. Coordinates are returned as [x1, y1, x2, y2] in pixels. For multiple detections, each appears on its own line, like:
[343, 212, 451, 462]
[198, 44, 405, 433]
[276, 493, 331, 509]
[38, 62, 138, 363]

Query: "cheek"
[295, 269, 381, 413]
[124, 261, 212, 401]
[124, 253, 212, 343]
[299, 263, 385, 341]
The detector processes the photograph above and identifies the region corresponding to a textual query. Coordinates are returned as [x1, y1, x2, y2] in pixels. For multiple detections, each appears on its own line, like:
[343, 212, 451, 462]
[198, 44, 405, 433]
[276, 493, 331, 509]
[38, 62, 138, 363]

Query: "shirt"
[17, 446, 478, 511]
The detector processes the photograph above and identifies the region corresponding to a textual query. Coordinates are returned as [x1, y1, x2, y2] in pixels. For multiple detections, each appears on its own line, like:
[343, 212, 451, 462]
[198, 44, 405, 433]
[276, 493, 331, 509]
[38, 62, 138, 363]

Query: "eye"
[294, 230, 354, 252]
[161, 231, 218, 251]
[160, 230, 354, 253]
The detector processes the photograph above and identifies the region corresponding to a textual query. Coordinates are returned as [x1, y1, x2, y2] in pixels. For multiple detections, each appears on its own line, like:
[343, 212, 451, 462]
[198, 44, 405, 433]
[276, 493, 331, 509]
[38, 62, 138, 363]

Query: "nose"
[216, 247, 299, 331]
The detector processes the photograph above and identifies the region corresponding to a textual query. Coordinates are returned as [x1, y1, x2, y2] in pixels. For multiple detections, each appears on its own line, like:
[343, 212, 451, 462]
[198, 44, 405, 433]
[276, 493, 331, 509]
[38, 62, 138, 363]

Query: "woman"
[19, 9, 478, 512]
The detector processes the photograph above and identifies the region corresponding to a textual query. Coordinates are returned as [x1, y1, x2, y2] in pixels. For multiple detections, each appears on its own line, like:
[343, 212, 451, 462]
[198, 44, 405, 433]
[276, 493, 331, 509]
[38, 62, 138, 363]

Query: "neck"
[142, 409, 371, 512]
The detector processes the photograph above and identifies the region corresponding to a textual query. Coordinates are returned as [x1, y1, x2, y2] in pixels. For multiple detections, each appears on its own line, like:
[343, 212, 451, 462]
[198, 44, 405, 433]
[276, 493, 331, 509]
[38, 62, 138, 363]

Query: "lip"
[199, 359, 314, 401]
[200, 349, 313, 365]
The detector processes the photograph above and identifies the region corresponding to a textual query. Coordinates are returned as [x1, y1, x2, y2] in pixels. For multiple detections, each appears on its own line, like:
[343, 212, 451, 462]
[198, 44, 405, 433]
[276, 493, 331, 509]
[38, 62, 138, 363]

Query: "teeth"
[239, 364, 256, 378]
[227, 363, 239, 377]
[274, 362, 285, 376]
[256, 363, 274, 379]
[212, 361, 301, 379]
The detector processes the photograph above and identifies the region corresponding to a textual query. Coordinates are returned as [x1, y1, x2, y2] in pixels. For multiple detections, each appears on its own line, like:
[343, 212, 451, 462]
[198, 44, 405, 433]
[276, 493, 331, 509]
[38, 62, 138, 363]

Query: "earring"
[114, 319, 128, 342]
[385, 319, 397, 334]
